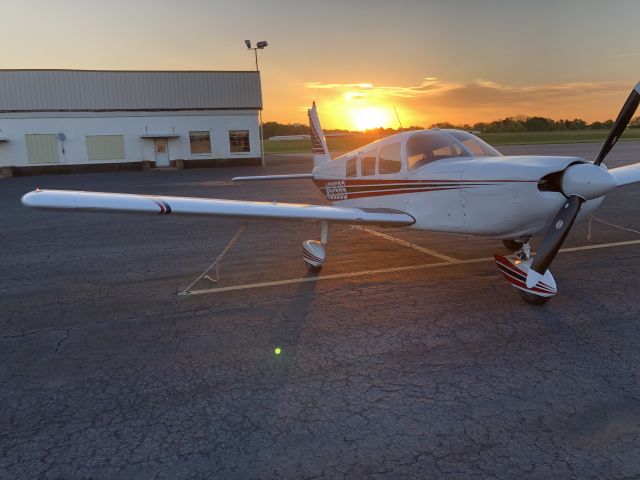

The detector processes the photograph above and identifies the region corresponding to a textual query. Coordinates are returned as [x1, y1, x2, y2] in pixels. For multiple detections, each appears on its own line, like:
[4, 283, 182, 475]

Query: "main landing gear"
[495, 239, 557, 305]
[302, 221, 328, 273]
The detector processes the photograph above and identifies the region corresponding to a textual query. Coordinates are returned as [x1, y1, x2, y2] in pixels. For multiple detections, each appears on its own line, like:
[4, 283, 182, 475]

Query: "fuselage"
[312, 129, 604, 239]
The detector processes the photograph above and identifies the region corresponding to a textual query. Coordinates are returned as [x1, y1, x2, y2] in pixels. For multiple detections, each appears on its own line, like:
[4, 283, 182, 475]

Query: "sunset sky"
[2, 0, 640, 130]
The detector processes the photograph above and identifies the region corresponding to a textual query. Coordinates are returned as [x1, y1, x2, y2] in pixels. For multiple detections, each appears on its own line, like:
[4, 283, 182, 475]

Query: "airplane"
[21, 82, 640, 305]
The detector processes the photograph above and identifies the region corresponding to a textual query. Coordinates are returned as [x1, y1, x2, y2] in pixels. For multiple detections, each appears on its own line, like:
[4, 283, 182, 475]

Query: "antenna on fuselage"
[393, 105, 403, 131]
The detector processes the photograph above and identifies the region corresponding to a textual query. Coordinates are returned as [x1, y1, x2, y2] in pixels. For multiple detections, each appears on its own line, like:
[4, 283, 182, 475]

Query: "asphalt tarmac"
[2, 142, 640, 479]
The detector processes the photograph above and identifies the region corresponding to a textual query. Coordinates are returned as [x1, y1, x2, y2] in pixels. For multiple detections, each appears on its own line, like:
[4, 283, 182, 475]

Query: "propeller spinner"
[526, 81, 640, 288]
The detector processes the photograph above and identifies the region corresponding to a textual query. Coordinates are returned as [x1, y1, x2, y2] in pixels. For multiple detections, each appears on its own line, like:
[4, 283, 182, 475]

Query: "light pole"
[245, 40, 268, 167]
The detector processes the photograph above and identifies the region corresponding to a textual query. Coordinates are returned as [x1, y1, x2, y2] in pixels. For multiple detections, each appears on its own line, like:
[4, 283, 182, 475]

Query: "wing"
[21, 189, 415, 227]
[609, 163, 640, 187]
[232, 174, 313, 182]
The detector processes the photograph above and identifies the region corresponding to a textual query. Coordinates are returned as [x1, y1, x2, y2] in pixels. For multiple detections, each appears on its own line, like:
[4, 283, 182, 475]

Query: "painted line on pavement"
[352, 225, 460, 262]
[181, 238, 640, 296]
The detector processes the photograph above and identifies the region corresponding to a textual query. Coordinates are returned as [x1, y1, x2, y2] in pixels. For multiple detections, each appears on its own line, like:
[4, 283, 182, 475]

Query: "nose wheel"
[518, 290, 551, 305]
[495, 240, 557, 305]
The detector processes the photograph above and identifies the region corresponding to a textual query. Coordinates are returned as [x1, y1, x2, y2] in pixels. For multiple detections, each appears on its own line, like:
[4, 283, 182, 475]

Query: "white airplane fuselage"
[312, 130, 604, 239]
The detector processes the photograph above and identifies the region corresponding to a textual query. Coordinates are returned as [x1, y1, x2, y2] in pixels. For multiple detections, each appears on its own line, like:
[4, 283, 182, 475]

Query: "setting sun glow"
[350, 107, 392, 131]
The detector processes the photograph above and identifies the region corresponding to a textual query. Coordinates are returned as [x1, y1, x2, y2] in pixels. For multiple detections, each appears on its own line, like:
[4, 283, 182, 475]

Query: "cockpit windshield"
[446, 130, 502, 158]
[407, 130, 501, 171]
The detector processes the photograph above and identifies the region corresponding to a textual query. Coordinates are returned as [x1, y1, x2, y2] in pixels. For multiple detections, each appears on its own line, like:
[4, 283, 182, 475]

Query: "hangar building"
[0, 69, 263, 175]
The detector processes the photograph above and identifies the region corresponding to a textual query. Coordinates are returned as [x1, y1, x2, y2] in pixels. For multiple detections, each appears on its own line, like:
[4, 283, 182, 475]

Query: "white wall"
[0, 110, 260, 167]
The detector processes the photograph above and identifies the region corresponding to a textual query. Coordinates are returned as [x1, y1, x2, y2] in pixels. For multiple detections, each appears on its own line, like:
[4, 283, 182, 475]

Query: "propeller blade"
[526, 195, 583, 288]
[594, 82, 640, 166]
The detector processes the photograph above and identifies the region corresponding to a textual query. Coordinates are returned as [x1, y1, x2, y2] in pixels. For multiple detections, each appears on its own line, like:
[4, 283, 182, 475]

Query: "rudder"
[308, 102, 331, 166]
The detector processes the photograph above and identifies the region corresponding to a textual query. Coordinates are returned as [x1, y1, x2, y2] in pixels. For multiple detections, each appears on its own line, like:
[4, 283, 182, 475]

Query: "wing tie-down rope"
[587, 215, 640, 240]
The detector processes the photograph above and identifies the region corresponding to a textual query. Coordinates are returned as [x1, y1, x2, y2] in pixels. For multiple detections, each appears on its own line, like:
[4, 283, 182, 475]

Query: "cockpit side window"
[346, 157, 357, 177]
[379, 143, 402, 175]
[361, 150, 376, 176]
[407, 132, 469, 171]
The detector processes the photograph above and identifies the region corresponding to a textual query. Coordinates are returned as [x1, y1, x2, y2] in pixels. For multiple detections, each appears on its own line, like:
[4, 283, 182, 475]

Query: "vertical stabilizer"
[308, 102, 331, 166]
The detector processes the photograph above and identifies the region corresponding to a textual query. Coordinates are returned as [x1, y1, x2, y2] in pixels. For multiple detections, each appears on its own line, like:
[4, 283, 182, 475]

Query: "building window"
[25, 134, 59, 164]
[229, 130, 250, 153]
[86, 135, 125, 161]
[189, 131, 211, 154]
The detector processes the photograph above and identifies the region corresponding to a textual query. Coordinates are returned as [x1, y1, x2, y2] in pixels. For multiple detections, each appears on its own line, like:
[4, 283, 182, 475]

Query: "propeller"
[526, 82, 640, 288]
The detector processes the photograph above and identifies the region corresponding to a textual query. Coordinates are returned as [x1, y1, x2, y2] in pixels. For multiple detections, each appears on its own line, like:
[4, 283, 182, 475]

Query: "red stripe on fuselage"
[313, 178, 537, 201]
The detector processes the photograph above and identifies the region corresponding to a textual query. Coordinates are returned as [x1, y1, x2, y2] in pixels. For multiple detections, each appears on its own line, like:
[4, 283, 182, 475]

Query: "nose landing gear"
[495, 239, 557, 305]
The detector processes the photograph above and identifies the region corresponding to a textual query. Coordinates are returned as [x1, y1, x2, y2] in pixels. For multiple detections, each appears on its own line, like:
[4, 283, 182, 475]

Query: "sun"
[351, 107, 392, 131]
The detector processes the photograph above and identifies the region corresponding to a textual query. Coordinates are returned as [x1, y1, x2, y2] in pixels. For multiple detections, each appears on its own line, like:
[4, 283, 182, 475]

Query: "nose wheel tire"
[519, 290, 551, 305]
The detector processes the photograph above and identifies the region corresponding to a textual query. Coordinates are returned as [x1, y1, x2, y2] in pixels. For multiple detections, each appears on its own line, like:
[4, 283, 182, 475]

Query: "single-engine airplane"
[22, 82, 640, 304]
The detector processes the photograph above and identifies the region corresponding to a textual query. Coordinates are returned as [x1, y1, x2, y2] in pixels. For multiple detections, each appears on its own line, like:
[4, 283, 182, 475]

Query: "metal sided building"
[0, 70, 263, 175]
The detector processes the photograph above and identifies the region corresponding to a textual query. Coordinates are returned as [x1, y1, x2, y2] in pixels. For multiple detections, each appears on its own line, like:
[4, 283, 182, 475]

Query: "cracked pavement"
[2, 144, 640, 479]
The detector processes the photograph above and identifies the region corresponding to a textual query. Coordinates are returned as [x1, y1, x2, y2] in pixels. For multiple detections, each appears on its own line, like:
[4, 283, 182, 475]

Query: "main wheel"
[503, 239, 523, 251]
[519, 290, 551, 305]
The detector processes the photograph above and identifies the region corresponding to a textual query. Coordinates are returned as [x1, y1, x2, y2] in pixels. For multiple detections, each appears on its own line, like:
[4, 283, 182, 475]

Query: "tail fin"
[308, 102, 330, 166]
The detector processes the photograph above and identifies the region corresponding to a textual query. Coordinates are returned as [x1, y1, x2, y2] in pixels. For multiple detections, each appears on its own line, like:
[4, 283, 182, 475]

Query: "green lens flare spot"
[274, 347, 282, 355]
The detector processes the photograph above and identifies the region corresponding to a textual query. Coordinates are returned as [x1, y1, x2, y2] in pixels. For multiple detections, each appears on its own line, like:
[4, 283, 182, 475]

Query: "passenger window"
[361, 150, 376, 176]
[379, 143, 402, 174]
[346, 157, 357, 177]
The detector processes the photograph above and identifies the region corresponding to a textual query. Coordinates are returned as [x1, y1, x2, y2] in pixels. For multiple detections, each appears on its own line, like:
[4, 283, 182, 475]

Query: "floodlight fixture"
[244, 39, 269, 167]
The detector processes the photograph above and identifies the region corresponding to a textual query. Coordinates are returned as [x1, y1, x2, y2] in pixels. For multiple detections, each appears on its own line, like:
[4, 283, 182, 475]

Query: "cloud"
[302, 78, 632, 125]
[304, 78, 628, 105]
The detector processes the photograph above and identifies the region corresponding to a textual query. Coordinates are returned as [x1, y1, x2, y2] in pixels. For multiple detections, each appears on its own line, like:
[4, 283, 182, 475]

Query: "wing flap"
[21, 189, 415, 227]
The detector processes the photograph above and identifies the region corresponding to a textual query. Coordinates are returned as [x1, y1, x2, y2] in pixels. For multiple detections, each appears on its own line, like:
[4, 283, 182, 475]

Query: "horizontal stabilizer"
[21, 189, 415, 227]
[232, 174, 313, 182]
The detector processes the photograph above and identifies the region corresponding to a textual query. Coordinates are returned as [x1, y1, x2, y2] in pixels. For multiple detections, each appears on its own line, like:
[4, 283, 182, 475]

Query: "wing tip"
[21, 190, 41, 208]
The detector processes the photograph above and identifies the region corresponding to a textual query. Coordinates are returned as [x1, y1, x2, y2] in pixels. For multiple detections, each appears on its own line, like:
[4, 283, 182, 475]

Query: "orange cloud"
[302, 78, 632, 128]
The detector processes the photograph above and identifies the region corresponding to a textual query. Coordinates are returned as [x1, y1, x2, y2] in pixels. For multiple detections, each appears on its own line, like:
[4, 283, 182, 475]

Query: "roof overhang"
[140, 133, 180, 138]
[0, 137, 8, 143]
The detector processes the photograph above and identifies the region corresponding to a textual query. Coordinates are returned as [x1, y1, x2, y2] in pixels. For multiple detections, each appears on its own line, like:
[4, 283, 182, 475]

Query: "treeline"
[263, 121, 428, 138]
[263, 116, 640, 138]
[262, 122, 311, 138]
[431, 116, 640, 133]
